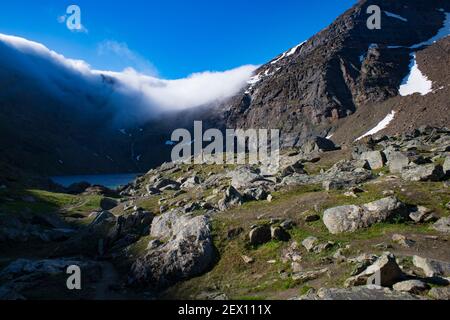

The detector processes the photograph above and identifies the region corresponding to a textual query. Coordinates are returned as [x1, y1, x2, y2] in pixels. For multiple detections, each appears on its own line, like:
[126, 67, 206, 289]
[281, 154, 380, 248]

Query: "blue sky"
[0, 0, 356, 79]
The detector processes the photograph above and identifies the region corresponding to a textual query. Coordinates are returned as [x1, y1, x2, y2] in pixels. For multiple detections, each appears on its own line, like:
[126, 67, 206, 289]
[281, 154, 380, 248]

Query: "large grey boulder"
[360, 151, 385, 170]
[323, 197, 406, 234]
[412, 256, 450, 278]
[387, 152, 410, 174]
[229, 167, 265, 189]
[433, 217, 450, 234]
[345, 253, 404, 287]
[401, 164, 445, 182]
[130, 213, 215, 290]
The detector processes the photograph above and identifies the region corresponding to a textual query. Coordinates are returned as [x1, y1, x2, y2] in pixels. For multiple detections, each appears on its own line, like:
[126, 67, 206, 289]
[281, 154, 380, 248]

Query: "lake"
[51, 173, 142, 189]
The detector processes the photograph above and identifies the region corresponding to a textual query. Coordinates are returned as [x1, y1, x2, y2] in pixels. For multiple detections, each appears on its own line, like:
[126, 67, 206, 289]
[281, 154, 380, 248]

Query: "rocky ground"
[0, 126, 449, 300]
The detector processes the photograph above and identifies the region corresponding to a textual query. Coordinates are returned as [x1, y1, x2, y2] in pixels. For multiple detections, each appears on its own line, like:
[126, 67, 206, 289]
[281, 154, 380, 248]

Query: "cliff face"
[222, 0, 450, 146]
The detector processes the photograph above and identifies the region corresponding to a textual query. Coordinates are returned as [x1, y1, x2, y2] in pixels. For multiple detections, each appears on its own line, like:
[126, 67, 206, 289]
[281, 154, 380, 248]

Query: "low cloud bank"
[0, 33, 257, 124]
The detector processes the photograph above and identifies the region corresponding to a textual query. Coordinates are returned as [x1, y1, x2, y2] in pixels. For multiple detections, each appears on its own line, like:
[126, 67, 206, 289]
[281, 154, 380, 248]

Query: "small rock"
[241, 255, 254, 264]
[393, 280, 429, 294]
[227, 227, 243, 240]
[271, 226, 290, 242]
[147, 239, 162, 250]
[412, 256, 450, 277]
[302, 236, 319, 252]
[292, 268, 329, 282]
[249, 225, 272, 246]
[392, 234, 415, 248]
[433, 217, 450, 234]
[267, 194, 273, 202]
[345, 252, 404, 287]
[280, 219, 294, 230]
[401, 164, 445, 182]
[304, 214, 320, 223]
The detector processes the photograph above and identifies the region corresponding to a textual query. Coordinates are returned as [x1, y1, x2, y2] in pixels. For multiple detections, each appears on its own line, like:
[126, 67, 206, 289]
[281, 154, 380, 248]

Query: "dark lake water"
[51, 173, 142, 189]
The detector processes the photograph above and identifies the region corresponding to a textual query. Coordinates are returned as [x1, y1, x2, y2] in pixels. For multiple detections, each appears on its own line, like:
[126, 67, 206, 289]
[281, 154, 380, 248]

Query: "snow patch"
[399, 54, 433, 96]
[356, 111, 396, 141]
[271, 41, 306, 64]
[384, 11, 408, 22]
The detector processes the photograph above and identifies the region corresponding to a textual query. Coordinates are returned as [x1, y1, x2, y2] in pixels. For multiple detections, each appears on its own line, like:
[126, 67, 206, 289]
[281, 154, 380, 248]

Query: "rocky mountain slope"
[221, 0, 450, 146]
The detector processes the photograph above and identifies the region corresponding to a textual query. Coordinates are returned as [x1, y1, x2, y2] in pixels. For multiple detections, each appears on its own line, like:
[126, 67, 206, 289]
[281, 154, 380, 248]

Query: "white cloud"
[0, 33, 92, 74]
[0, 33, 257, 121]
[98, 65, 256, 112]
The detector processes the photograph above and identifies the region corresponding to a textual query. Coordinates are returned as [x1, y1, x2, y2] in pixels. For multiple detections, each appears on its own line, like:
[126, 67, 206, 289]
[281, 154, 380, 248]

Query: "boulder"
[301, 137, 337, 154]
[323, 197, 407, 234]
[345, 253, 404, 287]
[428, 287, 450, 300]
[409, 206, 437, 223]
[387, 152, 410, 173]
[218, 186, 243, 211]
[280, 160, 306, 177]
[229, 167, 265, 189]
[401, 164, 445, 182]
[433, 217, 450, 234]
[393, 280, 429, 294]
[181, 176, 202, 189]
[242, 187, 268, 201]
[249, 225, 272, 246]
[412, 256, 450, 278]
[130, 214, 215, 290]
[153, 178, 180, 190]
[360, 151, 385, 170]
[292, 268, 329, 282]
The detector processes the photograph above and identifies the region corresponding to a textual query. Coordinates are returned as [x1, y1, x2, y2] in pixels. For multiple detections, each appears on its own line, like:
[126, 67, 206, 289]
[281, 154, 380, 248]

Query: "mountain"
[221, 0, 450, 146]
[0, 0, 449, 184]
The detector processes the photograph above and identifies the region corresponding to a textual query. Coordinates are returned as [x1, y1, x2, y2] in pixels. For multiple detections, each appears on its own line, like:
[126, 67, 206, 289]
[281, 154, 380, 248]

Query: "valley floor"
[1, 127, 450, 300]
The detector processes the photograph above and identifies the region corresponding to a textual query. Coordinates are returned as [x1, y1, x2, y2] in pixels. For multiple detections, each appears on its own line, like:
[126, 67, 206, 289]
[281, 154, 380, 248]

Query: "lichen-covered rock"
[130, 213, 215, 290]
